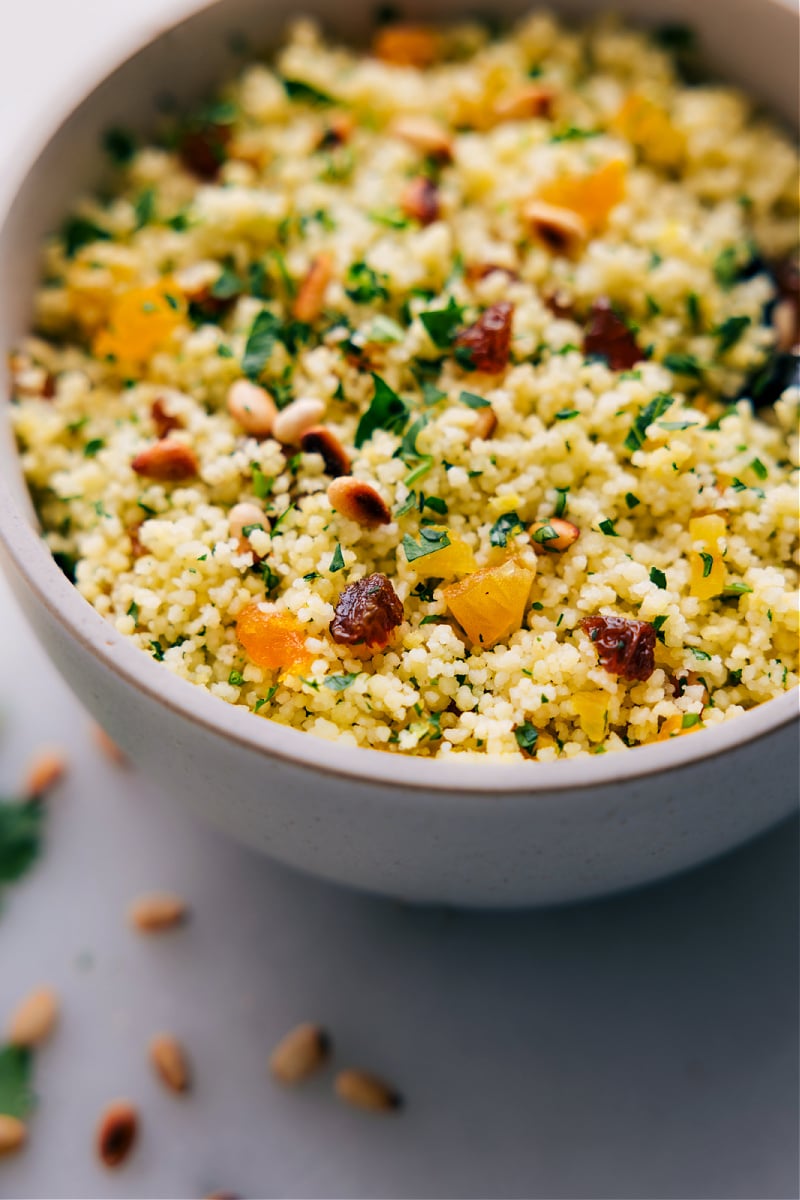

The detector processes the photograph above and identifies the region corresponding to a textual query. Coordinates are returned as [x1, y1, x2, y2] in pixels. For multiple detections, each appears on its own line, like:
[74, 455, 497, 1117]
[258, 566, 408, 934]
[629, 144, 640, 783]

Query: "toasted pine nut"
[529, 517, 580, 552]
[300, 426, 351, 477]
[269, 1022, 330, 1084]
[492, 84, 555, 123]
[96, 1100, 138, 1168]
[23, 750, 66, 798]
[400, 176, 440, 225]
[0, 1115, 26, 1157]
[373, 24, 440, 67]
[93, 724, 128, 766]
[128, 892, 188, 933]
[272, 398, 326, 445]
[334, 1069, 402, 1112]
[292, 254, 334, 323]
[328, 477, 392, 528]
[471, 406, 498, 441]
[227, 379, 277, 438]
[131, 439, 199, 481]
[390, 116, 453, 162]
[229, 502, 266, 541]
[773, 296, 799, 353]
[6, 986, 59, 1048]
[149, 1034, 191, 1093]
[522, 200, 587, 257]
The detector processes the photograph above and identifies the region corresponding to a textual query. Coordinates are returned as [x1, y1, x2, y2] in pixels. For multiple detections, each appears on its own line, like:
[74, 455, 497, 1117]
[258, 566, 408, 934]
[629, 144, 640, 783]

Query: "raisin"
[455, 302, 514, 373]
[401, 177, 440, 226]
[583, 297, 642, 371]
[178, 122, 232, 180]
[330, 573, 404, 650]
[581, 614, 656, 682]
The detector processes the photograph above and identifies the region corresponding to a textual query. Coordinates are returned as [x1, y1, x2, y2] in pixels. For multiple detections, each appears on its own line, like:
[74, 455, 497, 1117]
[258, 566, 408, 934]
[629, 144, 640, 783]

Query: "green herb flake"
[699, 551, 714, 578]
[625, 393, 673, 452]
[0, 798, 45, 885]
[722, 581, 753, 596]
[83, 438, 104, 458]
[355, 374, 409, 448]
[419, 615, 443, 625]
[490, 511, 525, 548]
[649, 567, 667, 589]
[404, 457, 434, 487]
[211, 265, 243, 300]
[324, 672, 360, 692]
[344, 261, 389, 304]
[149, 640, 165, 661]
[625, 492, 641, 509]
[599, 519, 619, 537]
[689, 646, 712, 661]
[103, 126, 137, 165]
[514, 723, 538, 753]
[369, 208, 411, 229]
[459, 390, 490, 410]
[242, 309, 281, 380]
[281, 77, 334, 105]
[686, 292, 702, 329]
[228, 670, 245, 686]
[663, 353, 703, 378]
[749, 457, 768, 481]
[713, 247, 741, 290]
[329, 544, 345, 573]
[553, 487, 569, 518]
[555, 409, 580, 421]
[126, 600, 139, 623]
[419, 297, 464, 349]
[402, 528, 451, 562]
[681, 712, 701, 728]
[0, 1046, 35, 1120]
[62, 216, 111, 258]
[550, 126, 600, 143]
[250, 464, 273, 500]
[422, 382, 447, 408]
[133, 187, 156, 229]
[423, 496, 448, 515]
[714, 315, 751, 353]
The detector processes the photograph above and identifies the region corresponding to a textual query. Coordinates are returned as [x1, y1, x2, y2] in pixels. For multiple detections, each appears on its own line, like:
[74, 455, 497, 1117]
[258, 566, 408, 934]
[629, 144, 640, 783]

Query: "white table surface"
[0, 4, 798, 1197]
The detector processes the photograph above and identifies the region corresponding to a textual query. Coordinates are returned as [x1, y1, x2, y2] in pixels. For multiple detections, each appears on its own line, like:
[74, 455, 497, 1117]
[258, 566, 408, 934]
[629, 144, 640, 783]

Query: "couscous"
[10, 12, 799, 759]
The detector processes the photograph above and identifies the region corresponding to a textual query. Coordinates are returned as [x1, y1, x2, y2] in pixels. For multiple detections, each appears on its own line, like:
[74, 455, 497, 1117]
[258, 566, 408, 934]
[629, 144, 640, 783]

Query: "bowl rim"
[0, 0, 797, 799]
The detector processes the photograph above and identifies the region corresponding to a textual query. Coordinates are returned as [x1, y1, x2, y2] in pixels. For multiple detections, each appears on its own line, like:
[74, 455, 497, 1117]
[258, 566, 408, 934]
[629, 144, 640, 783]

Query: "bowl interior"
[0, 0, 797, 794]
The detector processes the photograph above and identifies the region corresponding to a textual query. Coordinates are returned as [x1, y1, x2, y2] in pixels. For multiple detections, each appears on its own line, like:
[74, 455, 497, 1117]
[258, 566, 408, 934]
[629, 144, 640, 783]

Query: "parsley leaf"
[749, 457, 768, 481]
[402, 528, 450, 562]
[281, 77, 334, 105]
[554, 487, 569, 518]
[324, 672, 360, 692]
[713, 247, 741, 290]
[62, 216, 111, 258]
[555, 409, 579, 421]
[419, 297, 464, 348]
[490, 511, 525, 547]
[0, 1046, 35, 1119]
[329, 544, 345, 572]
[714, 315, 751, 353]
[459, 390, 490, 409]
[103, 126, 137, 164]
[689, 646, 712, 661]
[722, 582, 753, 596]
[663, 353, 703, 378]
[242, 310, 281, 380]
[649, 567, 667, 589]
[682, 712, 701, 728]
[355, 374, 409, 448]
[599, 519, 619, 536]
[625, 492, 641, 509]
[699, 551, 714, 578]
[0, 799, 44, 885]
[625, 393, 673, 452]
[514, 723, 538, 752]
[345, 261, 388, 304]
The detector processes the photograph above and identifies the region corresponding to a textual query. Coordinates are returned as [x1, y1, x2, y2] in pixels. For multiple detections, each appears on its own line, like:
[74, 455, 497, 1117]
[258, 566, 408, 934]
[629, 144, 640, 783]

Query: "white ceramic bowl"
[0, 0, 797, 907]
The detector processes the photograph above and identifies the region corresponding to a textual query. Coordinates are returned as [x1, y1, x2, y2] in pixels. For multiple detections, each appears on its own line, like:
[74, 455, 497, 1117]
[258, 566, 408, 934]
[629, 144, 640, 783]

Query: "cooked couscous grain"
[10, 12, 799, 759]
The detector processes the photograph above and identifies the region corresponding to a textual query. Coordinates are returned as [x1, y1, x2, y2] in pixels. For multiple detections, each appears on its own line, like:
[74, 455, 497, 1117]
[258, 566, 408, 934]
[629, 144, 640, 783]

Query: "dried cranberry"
[455, 302, 514, 374]
[151, 398, 183, 439]
[581, 614, 656, 682]
[583, 298, 642, 371]
[330, 573, 404, 650]
[178, 122, 232, 180]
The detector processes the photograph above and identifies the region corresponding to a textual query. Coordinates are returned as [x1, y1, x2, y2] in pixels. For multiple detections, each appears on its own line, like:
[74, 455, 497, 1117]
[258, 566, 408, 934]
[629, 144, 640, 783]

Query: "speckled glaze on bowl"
[0, 0, 797, 906]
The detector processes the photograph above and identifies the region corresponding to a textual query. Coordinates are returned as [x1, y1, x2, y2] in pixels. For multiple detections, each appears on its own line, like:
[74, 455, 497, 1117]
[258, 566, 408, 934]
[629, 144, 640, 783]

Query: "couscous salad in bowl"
[0, 0, 797, 904]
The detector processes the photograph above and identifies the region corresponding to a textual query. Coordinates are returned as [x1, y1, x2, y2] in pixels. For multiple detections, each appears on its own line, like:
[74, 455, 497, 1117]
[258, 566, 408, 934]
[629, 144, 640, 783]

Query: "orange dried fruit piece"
[406, 527, 476, 578]
[657, 713, 702, 741]
[688, 514, 727, 600]
[571, 691, 608, 742]
[372, 24, 441, 68]
[538, 160, 626, 235]
[236, 604, 312, 673]
[613, 94, 685, 170]
[93, 280, 186, 366]
[442, 557, 535, 648]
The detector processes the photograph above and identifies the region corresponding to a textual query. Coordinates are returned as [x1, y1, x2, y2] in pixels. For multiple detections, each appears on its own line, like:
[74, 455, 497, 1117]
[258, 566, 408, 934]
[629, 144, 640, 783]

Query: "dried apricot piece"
[404, 528, 476, 578]
[613, 94, 685, 170]
[539, 160, 626, 235]
[688, 514, 727, 600]
[572, 691, 609, 742]
[93, 280, 185, 366]
[442, 558, 535, 648]
[236, 605, 312, 673]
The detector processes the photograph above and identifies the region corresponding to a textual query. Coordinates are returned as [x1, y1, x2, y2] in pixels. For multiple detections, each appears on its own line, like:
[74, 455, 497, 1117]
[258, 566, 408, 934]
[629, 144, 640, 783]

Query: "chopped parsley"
[354, 374, 409, 448]
[250, 464, 273, 500]
[514, 723, 538, 753]
[103, 126, 137, 164]
[689, 646, 712, 661]
[324, 672, 360, 692]
[0, 1046, 35, 1120]
[699, 552, 714, 578]
[459, 390, 490, 409]
[228, 670, 245, 686]
[329, 544, 345, 572]
[62, 215, 111, 258]
[713, 247, 741, 290]
[649, 567, 667, 589]
[625, 492, 641, 509]
[554, 487, 569, 518]
[402, 528, 450, 562]
[0, 797, 45, 887]
[624, 393, 673, 452]
[83, 438, 104, 458]
[682, 713, 701, 729]
[149, 640, 165, 661]
[419, 297, 464, 348]
[489, 511, 525, 547]
[133, 187, 156, 229]
[126, 600, 139, 623]
[242, 309, 281, 380]
[281, 77, 334, 105]
[555, 409, 580, 421]
[599, 519, 619, 537]
[345, 261, 389, 304]
[722, 581, 753, 596]
[750, 457, 768, 481]
[663, 353, 703, 378]
[714, 315, 751, 353]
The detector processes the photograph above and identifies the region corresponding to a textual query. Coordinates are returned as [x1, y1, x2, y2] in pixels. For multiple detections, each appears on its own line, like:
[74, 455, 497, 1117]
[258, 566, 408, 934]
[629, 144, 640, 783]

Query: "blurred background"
[0, 2, 798, 1197]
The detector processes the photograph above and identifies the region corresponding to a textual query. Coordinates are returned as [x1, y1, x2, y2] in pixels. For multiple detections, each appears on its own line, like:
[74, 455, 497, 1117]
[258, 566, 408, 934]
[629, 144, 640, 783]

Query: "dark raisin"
[454, 302, 514, 374]
[330, 573, 404, 649]
[580, 614, 656, 681]
[583, 298, 643, 371]
[401, 177, 440, 226]
[178, 122, 232, 180]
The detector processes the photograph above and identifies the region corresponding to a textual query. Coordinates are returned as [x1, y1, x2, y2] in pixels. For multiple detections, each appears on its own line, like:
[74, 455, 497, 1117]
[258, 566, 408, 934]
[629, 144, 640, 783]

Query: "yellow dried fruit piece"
[538, 160, 626, 235]
[657, 713, 702, 741]
[571, 692, 608, 743]
[442, 557, 535, 648]
[613, 94, 685, 169]
[93, 280, 185, 366]
[406, 527, 476, 579]
[688, 514, 727, 600]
